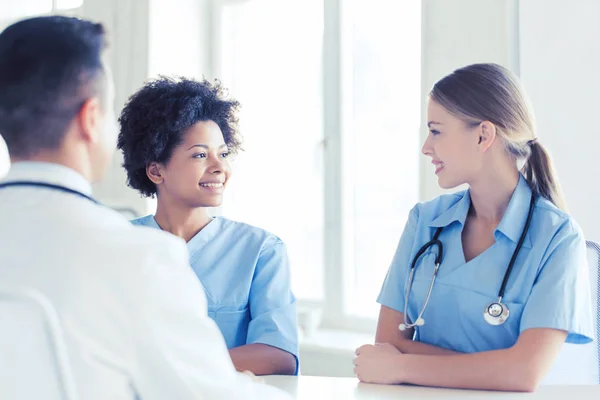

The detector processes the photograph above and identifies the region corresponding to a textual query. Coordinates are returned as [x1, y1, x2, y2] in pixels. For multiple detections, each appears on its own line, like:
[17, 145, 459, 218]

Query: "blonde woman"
[354, 63, 593, 392]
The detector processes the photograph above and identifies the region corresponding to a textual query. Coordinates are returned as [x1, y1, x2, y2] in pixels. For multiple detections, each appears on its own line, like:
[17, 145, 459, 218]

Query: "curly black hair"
[117, 76, 242, 197]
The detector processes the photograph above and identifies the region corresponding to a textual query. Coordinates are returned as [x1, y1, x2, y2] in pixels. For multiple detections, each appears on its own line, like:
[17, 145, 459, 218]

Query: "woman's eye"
[193, 153, 207, 159]
[221, 152, 230, 158]
[430, 129, 440, 136]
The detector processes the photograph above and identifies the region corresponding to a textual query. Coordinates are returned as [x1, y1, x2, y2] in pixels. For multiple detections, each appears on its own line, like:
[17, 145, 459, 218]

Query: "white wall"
[519, 0, 600, 241]
[149, 0, 211, 79]
[0, 0, 52, 27]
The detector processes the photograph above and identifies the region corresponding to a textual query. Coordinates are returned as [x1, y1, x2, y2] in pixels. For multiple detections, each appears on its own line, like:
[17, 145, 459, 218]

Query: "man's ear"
[477, 121, 497, 152]
[146, 162, 164, 185]
[77, 97, 103, 145]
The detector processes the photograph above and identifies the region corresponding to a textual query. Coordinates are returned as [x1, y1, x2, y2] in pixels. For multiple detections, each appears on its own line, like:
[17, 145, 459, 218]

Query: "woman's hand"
[353, 343, 404, 385]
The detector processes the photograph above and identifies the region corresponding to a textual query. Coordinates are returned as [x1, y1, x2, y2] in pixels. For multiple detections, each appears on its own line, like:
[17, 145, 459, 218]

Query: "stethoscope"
[0, 181, 98, 204]
[399, 193, 536, 331]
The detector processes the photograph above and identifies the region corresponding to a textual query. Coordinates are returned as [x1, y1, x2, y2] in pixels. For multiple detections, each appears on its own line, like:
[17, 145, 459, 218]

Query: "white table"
[264, 375, 600, 399]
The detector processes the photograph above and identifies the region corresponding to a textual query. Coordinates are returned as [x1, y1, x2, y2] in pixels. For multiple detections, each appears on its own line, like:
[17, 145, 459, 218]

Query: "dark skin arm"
[229, 343, 296, 375]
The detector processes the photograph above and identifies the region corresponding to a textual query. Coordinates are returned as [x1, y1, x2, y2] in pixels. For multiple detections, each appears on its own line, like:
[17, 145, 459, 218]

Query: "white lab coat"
[0, 162, 291, 400]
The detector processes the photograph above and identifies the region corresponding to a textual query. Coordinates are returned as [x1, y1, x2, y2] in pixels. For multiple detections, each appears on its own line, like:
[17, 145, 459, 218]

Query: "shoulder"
[112, 224, 188, 266]
[534, 197, 575, 231]
[131, 225, 188, 260]
[84, 213, 188, 275]
[100, 226, 195, 308]
[218, 216, 285, 248]
[108, 228, 208, 326]
[410, 190, 466, 223]
[127, 215, 185, 257]
[532, 197, 585, 253]
[48, 208, 192, 300]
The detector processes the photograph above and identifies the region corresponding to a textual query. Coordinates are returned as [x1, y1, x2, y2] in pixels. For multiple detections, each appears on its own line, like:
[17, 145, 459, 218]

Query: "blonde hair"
[429, 63, 566, 210]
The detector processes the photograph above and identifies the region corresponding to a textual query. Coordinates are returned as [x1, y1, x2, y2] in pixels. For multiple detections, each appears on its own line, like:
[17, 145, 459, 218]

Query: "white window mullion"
[322, 0, 354, 328]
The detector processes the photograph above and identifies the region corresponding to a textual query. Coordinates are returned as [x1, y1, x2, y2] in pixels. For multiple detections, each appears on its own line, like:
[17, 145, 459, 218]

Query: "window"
[344, 0, 421, 318]
[213, 0, 421, 329]
[216, 0, 325, 302]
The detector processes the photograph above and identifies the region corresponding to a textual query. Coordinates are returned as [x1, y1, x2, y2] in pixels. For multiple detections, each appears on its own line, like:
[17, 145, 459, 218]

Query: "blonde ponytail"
[521, 140, 567, 211]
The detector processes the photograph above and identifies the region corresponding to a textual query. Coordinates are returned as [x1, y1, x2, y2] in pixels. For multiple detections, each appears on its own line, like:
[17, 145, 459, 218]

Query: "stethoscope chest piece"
[398, 192, 535, 330]
[483, 301, 510, 325]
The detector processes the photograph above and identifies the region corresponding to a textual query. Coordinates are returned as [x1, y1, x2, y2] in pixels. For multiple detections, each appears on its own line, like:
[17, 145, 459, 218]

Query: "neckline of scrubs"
[428, 174, 534, 273]
[151, 215, 226, 258]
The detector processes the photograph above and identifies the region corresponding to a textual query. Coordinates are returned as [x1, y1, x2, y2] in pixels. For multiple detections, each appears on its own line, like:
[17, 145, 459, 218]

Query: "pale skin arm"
[229, 343, 296, 376]
[375, 305, 460, 355]
[356, 328, 567, 392]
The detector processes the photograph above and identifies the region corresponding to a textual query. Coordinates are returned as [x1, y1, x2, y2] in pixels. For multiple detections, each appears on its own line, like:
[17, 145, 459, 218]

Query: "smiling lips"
[199, 181, 224, 193]
[200, 182, 223, 188]
[433, 161, 445, 174]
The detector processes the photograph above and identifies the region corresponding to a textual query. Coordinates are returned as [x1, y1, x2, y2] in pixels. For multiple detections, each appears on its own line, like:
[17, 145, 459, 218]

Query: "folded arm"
[230, 344, 296, 375]
[358, 327, 567, 392]
[375, 305, 460, 355]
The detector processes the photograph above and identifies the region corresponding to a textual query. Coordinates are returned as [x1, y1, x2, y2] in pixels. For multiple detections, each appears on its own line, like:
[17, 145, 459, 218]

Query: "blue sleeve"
[520, 220, 594, 344]
[246, 239, 299, 373]
[377, 205, 419, 312]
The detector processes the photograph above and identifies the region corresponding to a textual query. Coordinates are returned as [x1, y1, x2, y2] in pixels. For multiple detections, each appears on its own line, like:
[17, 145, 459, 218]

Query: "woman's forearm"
[229, 343, 296, 376]
[397, 349, 538, 392]
[395, 339, 460, 355]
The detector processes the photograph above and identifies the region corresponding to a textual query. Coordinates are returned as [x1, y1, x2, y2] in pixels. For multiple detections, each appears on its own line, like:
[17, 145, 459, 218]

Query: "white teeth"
[435, 163, 445, 171]
[200, 183, 223, 188]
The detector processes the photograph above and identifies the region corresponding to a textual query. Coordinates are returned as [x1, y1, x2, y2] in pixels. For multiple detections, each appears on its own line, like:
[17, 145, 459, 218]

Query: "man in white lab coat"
[0, 16, 290, 399]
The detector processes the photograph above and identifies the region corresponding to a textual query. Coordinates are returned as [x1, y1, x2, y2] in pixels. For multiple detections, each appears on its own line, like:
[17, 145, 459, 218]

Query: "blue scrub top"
[378, 175, 594, 353]
[132, 215, 299, 370]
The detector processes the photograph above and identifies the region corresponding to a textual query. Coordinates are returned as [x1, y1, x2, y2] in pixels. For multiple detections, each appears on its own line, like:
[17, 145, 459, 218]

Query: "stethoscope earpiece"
[398, 318, 424, 332]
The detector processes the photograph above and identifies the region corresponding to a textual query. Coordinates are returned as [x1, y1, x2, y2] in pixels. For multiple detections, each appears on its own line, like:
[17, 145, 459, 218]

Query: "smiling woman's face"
[148, 120, 232, 208]
[421, 99, 483, 189]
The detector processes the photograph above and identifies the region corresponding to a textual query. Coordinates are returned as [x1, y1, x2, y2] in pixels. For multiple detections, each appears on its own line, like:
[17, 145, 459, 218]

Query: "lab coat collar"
[2, 161, 93, 196]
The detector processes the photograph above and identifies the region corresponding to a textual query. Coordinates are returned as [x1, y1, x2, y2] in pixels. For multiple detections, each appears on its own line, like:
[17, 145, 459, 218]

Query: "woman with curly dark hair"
[117, 76, 298, 376]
